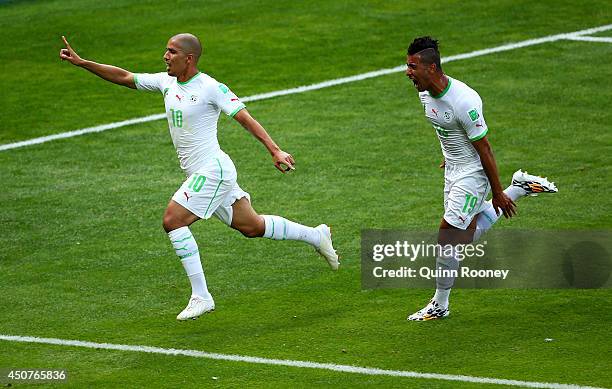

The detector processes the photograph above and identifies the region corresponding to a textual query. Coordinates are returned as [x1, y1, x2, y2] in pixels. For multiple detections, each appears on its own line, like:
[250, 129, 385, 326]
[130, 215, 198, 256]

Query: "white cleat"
[315, 224, 339, 270]
[511, 169, 558, 196]
[176, 295, 215, 321]
[407, 299, 449, 321]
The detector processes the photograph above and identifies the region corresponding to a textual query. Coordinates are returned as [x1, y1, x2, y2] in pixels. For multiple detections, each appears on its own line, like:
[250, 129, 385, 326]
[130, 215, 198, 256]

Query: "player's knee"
[238, 224, 263, 238]
[235, 217, 264, 238]
[162, 212, 181, 233]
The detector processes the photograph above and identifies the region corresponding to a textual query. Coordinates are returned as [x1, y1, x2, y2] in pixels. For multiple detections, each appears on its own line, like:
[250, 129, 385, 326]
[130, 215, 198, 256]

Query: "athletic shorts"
[443, 169, 490, 230]
[171, 153, 250, 226]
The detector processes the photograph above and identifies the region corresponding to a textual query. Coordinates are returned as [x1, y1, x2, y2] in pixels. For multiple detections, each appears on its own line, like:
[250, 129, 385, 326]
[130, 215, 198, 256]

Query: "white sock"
[433, 288, 451, 308]
[473, 185, 527, 241]
[262, 215, 320, 246]
[505, 185, 527, 201]
[473, 201, 499, 241]
[433, 247, 460, 308]
[168, 227, 211, 299]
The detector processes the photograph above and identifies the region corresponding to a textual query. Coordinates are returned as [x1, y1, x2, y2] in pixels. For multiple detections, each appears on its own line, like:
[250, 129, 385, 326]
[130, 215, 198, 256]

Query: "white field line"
[0, 334, 604, 389]
[1, 23, 611, 153]
[564, 35, 612, 43]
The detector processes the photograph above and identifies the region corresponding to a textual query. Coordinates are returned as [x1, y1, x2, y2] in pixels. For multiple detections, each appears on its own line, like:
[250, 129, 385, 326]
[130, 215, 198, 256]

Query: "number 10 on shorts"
[188, 174, 206, 192]
[462, 193, 478, 214]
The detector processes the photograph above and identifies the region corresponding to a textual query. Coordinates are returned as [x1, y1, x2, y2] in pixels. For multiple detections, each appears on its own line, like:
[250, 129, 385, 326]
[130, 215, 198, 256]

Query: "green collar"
[432, 77, 452, 99]
[177, 71, 202, 85]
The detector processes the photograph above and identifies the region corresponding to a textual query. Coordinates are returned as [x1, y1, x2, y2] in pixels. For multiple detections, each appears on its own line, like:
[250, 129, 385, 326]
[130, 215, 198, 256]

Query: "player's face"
[406, 54, 432, 92]
[163, 39, 188, 77]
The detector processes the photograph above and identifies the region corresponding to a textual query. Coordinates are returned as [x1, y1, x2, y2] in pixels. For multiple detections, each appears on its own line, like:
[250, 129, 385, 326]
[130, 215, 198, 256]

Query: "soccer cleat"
[407, 299, 449, 321]
[511, 169, 558, 196]
[315, 224, 339, 271]
[176, 295, 215, 321]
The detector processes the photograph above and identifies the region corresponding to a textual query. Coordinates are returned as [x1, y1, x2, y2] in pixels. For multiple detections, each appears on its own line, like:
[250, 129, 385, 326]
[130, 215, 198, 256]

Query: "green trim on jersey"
[177, 72, 202, 85]
[133, 74, 139, 87]
[229, 105, 246, 117]
[469, 128, 489, 142]
[432, 77, 452, 99]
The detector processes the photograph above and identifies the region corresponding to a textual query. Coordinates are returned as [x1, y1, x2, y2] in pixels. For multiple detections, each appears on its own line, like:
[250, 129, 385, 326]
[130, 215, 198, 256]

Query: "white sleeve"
[134, 72, 166, 93]
[210, 82, 246, 117]
[457, 93, 488, 141]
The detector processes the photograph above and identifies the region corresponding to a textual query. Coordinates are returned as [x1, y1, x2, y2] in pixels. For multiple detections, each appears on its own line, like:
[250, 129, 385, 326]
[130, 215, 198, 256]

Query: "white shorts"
[443, 170, 490, 230]
[171, 153, 250, 226]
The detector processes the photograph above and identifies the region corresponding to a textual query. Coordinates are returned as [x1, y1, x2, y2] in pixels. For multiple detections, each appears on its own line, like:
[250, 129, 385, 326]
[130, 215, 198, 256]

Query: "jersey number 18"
[170, 109, 183, 128]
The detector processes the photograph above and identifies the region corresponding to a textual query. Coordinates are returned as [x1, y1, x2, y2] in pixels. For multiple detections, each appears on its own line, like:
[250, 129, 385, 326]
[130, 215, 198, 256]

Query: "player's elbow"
[123, 74, 137, 89]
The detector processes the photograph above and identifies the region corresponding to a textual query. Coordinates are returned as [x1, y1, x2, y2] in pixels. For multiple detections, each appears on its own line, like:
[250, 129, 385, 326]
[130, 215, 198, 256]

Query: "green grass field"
[1, 0, 611, 387]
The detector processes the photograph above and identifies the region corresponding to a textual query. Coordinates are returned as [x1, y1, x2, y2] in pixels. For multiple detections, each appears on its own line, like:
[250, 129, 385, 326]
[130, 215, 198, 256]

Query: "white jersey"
[135, 71, 245, 176]
[418, 77, 488, 175]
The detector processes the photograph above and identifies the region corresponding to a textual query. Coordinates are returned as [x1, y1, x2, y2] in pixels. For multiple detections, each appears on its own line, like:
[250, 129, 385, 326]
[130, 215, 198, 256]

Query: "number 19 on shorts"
[170, 109, 183, 127]
[462, 194, 478, 214]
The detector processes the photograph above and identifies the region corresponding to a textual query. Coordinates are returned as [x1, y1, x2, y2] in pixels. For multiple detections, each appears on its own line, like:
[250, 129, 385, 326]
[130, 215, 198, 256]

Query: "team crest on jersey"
[443, 111, 452, 122]
[468, 108, 480, 121]
[189, 95, 199, 104]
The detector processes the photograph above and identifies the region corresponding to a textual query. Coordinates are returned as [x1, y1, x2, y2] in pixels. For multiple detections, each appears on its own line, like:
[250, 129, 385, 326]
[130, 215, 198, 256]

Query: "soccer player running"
[60, 33, 339, 321]
[405, 37, 557, 321]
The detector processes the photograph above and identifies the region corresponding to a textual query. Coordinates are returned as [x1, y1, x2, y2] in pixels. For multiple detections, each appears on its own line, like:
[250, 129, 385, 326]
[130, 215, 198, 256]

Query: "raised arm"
[472, 136, 516, 218]
[233, 109, 295, 173]
[59, 36, 136, 89]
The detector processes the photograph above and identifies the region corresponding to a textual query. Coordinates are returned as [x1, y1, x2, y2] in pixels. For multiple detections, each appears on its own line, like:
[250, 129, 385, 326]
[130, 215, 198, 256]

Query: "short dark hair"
[408, 36, 442, 71]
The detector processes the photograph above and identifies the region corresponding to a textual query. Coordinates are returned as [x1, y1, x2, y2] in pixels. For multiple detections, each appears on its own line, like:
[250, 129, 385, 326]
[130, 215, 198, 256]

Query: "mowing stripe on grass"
[1, 23, 611, 153]
[0, 334, 603, 389]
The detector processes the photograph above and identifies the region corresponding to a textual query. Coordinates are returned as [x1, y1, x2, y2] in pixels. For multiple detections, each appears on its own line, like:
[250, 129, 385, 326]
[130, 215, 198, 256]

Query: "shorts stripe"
[216, 158, 223, 180]
[472, 180, 490, 216]
[203, 159, 225, 217]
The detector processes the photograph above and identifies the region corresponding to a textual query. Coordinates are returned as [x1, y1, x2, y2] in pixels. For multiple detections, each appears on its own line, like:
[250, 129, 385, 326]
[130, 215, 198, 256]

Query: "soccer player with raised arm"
[60, 33, 339, 321]
[405, 37, 557, 321]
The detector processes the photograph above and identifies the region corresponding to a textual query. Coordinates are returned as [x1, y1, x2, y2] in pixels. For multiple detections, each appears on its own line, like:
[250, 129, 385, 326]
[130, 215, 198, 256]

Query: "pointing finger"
[62, 35, 71, 49]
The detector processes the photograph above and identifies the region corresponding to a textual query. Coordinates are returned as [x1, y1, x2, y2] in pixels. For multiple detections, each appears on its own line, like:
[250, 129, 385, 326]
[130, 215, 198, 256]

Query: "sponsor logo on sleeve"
[218, 84, 229, 94]
[468, 108, 479, 121]
[163, 88, 169, 98]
